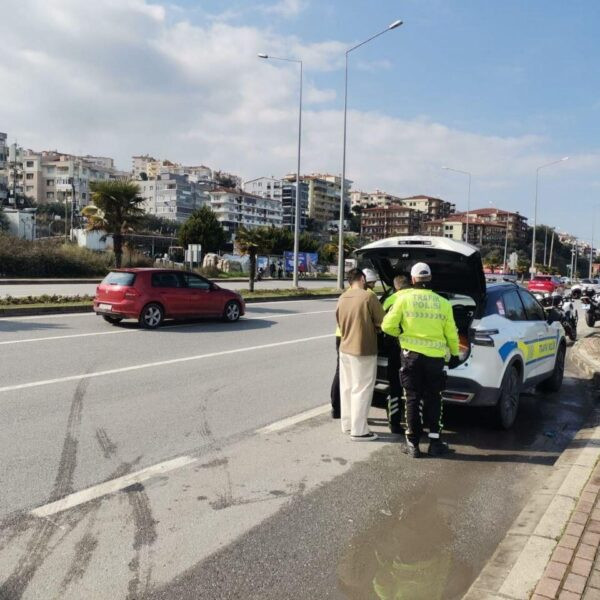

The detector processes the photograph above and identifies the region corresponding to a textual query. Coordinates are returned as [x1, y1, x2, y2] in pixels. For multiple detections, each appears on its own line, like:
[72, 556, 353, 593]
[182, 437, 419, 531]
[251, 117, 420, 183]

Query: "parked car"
[356, 236, 566, 429]
[527, 275, 564, 295]
[570, 278, 600, 299]
[93, 268, 245, 328]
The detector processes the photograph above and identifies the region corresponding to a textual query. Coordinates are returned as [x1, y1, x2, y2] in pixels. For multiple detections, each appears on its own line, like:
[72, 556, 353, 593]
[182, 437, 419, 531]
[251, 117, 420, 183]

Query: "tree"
[299, 232, 320, 253]
[235, 226, 273, 291]
[82, 180, 145, 268]
[263, 226, 293, 255]
[178, 206, 226, 253]
[321, 235, 358, 264]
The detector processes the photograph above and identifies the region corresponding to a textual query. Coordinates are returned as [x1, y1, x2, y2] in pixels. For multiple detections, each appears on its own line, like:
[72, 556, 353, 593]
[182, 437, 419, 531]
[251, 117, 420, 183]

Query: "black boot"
[331, 408, 340, 419]
[428, 439, 452, 457]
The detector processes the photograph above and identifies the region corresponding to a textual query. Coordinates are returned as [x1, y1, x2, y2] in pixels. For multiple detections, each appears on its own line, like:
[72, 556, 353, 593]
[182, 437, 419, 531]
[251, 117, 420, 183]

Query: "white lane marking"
[31, 455, 196, 518]
[0, 329, 135, 346]
[257, 404, 330, 434]
[0, 310, 334, 346]
[0, 334, 332, 393]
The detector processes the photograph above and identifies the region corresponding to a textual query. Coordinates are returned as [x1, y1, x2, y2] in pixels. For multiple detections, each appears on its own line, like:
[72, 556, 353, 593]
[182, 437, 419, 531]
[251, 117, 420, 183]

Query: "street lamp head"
[388, 19, 403, 29]
[257, 53, 269, 59]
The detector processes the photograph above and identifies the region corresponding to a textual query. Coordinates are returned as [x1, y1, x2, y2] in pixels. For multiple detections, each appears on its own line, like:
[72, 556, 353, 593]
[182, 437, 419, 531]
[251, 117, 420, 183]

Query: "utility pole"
[590, 208, 595, 279]
[543, 227, 548, 266]
[548, 229, 555, 268]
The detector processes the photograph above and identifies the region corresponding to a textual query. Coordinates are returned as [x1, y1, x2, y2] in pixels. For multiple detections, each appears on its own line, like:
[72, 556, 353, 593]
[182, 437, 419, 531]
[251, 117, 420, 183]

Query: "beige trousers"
[339, 351, 377, 436]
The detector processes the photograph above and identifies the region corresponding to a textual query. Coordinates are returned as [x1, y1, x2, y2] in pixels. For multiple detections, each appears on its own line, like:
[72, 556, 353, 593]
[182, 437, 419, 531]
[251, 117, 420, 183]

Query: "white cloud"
[0, 0, 598, 236]
[260, 0, 308, 18]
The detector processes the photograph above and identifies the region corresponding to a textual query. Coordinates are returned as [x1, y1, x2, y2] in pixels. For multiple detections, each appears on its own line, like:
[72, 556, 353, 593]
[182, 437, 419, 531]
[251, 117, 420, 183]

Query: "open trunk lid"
[355, 236, 486, 310]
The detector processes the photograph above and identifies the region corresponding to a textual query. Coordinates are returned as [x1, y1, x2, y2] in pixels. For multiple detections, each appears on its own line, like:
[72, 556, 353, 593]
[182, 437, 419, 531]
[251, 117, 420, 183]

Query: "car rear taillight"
[442, 391, 473, 402]
[472, 329, 498, 347]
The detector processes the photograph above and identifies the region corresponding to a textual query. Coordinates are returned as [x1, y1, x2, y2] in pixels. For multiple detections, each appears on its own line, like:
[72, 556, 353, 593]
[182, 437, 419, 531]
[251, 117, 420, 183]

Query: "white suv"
[356, 236, 567, 429]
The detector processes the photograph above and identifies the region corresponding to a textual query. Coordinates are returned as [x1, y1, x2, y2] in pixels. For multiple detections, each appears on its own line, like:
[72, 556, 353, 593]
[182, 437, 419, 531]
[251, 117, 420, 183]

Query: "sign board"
[509, 252, 519, 270]
[185, 244, 201, 265]
[529, 266, 537, 275]
[283, 251, 318, 273]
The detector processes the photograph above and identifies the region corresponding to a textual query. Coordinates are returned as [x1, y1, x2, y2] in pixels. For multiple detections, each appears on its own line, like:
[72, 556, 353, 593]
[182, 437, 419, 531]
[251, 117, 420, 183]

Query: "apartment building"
[453, 208, 528, 242]
[7, 150, 120, 207]
[350, 189, 403, 209]
[360, 204, 423, 241]
[138, 173, 212, 222]
[208, 188, 282, 238]
[244, 176, 308, 231]
[401, 195, 455, 220]
[0, 132, 7, 204]
[244, 176, 283, 201]
[422, 214, 507, 246]
[284, 173, 352, 223]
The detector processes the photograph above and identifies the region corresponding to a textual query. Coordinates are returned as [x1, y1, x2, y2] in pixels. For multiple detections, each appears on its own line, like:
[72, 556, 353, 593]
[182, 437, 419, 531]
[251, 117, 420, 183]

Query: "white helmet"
[410, 262, 432, 280]
[362, 268, 379, 283]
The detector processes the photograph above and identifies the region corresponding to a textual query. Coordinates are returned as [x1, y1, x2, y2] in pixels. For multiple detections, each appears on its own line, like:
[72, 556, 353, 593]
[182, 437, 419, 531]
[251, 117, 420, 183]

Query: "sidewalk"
[532, 465, 600, 599]
[464, 333, 600, 600]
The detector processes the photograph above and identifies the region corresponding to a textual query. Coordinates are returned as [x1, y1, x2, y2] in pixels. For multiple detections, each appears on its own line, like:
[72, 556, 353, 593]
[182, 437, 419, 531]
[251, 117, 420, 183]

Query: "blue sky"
[2, 0, 599, 240]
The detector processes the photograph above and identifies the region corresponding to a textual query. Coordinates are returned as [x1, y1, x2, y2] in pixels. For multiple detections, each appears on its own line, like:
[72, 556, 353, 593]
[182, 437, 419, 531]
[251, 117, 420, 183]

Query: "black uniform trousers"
[383, 334, 403, 429]
[400, 350, 445, 446]
[330, 336, 341, 416]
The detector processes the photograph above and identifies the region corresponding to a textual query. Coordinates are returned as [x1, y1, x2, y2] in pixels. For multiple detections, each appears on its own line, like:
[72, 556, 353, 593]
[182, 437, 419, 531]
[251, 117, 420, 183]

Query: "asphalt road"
[0, 278, 338, 298]
[0, 300, 595, 600]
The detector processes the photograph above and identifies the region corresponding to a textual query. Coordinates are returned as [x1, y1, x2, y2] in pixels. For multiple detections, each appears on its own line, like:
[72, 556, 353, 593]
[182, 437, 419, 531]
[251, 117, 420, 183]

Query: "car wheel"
[139, 303, 164, 329]
[493, 365, 520, 430]
[538, 344, 566, 393]
[102, 315, 122, 325]
[223, 300, 241, 322]
[585, 310, 596, 328]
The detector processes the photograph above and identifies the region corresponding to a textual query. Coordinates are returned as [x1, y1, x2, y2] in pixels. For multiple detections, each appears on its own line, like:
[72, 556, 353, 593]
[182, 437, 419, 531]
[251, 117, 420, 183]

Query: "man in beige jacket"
[336, 268, 385, 441]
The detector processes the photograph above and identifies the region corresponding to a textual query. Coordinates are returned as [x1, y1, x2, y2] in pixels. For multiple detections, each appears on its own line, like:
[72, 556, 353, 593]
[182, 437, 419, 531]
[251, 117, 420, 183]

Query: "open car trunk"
[356, 236, 486, 367]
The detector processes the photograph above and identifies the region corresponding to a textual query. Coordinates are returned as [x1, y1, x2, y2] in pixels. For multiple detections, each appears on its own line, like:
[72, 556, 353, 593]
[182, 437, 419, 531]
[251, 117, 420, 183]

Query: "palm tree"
[235, 226, 273, 291]
[321, 235, 359, 265]
[82, 180, 145, 268]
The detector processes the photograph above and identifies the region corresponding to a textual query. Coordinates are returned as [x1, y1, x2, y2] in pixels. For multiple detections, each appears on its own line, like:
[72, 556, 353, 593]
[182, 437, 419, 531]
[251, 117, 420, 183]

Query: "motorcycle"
[533, 291, 578, 341]
[580, 287, 600, 328]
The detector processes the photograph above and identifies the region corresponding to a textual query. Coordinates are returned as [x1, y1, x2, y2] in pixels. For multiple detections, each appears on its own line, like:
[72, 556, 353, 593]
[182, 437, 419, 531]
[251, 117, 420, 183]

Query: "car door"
[518, 289, 557, 379]
[501, 289, 540, 382]
[151, 272, 188, 317]
[183, 273, 221, 316]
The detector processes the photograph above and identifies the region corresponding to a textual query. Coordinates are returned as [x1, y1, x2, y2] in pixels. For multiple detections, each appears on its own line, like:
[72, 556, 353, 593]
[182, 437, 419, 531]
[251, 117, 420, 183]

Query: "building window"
[46, 192, 54, 199]
[26, 160, 34, 167]
[26, 173, 34, 180]
[46, 179, 54, 186]
[26, 186, 34, 192]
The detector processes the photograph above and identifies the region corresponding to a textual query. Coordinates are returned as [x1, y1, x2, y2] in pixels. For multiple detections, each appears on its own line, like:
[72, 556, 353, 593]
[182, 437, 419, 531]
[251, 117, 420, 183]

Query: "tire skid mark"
[123, 482, 157, 600]
[58, 510, 99, 595]
[0, 377, 90, 599]
[95, 427, 117, 459]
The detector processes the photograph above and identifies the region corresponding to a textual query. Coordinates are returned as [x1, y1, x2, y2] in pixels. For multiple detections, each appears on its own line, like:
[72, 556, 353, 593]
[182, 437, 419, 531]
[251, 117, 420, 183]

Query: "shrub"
[0, 234, 118, 277]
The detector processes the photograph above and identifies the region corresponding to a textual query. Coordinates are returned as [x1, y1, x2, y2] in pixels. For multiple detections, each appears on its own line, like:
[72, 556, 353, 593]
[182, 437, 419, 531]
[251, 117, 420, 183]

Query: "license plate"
[98, 303, 112, 311]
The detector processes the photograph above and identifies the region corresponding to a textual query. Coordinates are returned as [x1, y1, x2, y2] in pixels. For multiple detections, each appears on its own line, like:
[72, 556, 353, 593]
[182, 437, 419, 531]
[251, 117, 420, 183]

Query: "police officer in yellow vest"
[331, 269, 379, 418]
[382, 263, 459, 457]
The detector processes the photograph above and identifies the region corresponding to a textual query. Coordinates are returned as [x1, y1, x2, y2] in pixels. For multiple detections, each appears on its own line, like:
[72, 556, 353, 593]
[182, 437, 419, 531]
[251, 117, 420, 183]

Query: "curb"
[0, 294, 340, 317]
[0, 277, 338, 285]
[463, 342, 600, 600]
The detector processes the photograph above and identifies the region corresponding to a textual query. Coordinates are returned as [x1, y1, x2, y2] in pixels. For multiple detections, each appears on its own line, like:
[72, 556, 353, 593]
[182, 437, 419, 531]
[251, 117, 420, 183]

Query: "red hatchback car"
[94, 268, 245, 328]
[527, 275, 564, 295]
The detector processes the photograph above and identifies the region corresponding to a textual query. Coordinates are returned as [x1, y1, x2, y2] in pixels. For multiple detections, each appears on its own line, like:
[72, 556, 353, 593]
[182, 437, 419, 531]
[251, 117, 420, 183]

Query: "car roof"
[358, 235, 478, 257]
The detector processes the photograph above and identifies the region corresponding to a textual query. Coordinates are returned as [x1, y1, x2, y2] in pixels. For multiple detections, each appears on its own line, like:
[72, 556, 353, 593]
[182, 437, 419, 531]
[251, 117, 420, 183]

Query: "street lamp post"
[258, 53, 303, 288]
[442, 166, 471, 243]
[530, 157, 568, 277]
[336, 19, 403, 290]
[590, 208, 596, 279]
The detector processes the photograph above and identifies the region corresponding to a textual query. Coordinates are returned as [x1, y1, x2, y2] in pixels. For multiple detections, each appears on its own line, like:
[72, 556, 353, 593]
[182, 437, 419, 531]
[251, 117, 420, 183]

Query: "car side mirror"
[546, 307, 561, 324]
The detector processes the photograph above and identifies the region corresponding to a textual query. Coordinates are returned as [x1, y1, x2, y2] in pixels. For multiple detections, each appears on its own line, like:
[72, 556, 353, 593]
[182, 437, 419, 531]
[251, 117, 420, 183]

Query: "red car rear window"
[102, 272, 136, 286]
